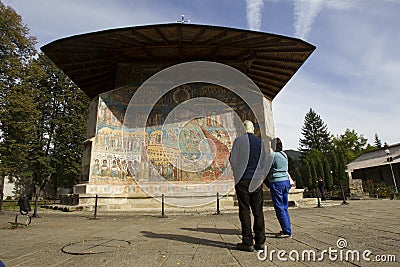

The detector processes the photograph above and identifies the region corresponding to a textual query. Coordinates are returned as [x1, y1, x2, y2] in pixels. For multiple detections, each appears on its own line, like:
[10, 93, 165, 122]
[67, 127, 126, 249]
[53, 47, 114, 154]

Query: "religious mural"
[88, 83, 264, 195]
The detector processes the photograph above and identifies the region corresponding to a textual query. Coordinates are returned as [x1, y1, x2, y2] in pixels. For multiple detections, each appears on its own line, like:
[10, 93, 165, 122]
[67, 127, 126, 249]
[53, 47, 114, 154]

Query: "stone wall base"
[65, 184, 311, 211]
[72, 183, 235, 211]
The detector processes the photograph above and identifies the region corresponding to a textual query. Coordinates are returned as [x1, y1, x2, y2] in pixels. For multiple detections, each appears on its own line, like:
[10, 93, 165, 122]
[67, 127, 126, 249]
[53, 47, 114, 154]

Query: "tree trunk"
[32, 185, 40, 218]
[0, 176, 4, 214]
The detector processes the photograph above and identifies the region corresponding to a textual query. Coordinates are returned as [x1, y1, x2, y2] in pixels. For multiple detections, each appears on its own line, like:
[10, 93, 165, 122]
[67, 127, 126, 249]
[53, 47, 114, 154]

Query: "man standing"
[318, 177, 326, 201]
[230, 120, 266, 252]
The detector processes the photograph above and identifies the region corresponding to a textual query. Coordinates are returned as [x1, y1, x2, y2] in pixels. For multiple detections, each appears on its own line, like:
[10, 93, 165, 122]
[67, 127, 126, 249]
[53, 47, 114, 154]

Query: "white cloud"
[245, 0, 264, 30]
[293, 0, 324, 39]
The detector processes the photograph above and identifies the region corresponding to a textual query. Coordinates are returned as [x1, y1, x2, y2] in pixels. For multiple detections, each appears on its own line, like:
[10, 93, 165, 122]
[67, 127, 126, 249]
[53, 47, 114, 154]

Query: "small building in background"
[1, 176, 17, 200]
[347, 143, 400, 198]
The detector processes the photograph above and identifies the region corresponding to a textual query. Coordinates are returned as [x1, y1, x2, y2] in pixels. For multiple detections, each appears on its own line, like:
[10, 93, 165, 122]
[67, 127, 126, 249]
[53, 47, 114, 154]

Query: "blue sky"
[4, 0, 400, 150]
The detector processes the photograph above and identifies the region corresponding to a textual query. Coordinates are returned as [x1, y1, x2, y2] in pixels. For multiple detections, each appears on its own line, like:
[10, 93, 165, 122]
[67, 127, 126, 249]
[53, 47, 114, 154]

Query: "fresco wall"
[80, 83, 273, 199]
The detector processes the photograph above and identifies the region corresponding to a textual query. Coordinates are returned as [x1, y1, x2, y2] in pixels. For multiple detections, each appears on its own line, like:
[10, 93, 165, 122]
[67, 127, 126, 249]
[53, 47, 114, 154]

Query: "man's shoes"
[275, 232, 292, 238]
[236, 242, 254, 252]
[254, 243, 264, 251]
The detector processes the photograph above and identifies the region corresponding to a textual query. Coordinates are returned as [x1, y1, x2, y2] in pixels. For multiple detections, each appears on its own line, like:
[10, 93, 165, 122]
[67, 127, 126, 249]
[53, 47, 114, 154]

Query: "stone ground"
[0, 199, 399, 267]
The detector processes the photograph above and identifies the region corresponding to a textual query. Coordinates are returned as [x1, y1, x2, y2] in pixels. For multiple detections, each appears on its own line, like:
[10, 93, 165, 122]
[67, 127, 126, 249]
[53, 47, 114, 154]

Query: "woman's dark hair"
[271, 137, 283, 152]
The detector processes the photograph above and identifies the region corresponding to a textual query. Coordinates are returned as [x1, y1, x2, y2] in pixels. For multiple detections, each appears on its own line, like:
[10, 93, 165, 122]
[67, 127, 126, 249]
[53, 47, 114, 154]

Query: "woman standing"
[269, 137, 292, 238]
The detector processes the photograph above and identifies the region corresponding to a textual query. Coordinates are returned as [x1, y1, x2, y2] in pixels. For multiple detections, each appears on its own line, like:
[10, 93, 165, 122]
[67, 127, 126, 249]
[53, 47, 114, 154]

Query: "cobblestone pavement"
[0, 199, 399, 266]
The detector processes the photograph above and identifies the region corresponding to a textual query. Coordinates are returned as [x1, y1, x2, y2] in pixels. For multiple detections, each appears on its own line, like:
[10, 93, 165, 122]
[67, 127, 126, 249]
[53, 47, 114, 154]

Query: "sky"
[4, 0, 400, 150]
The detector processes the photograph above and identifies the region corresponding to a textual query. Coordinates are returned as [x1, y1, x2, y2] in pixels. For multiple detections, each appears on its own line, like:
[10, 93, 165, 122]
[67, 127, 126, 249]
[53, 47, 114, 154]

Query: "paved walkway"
[0, 199, 399, 266]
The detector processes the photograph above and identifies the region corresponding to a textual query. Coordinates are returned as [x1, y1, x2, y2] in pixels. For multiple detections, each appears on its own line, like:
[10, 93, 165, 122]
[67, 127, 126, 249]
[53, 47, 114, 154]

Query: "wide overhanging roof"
[41, 23, 315, 99]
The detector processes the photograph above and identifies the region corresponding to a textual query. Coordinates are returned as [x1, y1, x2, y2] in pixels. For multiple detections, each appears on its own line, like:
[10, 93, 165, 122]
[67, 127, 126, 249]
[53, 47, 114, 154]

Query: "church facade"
[41, 24, 315, 209]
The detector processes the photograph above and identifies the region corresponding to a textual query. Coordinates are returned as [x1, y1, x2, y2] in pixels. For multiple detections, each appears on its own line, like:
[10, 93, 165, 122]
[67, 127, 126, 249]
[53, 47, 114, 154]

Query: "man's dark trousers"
[235, 179, 266, 246]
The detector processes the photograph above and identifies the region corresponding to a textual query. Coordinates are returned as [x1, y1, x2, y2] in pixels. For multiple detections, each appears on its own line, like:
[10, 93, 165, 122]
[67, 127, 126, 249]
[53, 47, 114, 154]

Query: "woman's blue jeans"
[270, 180, 292, 235]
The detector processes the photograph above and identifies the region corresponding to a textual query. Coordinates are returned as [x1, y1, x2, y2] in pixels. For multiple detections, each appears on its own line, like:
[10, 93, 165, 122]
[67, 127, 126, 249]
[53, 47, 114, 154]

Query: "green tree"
[0, 1, 38, 212]
[34, 54, 89, 192]
[294, 166, 303, 189]
[0, 3, 89, 215]
[300, 160, 312, 189]
[335, 146, 348, 187]
[299, 108, 332, 153]
[322, 156, 333, 190]
[364, 143, 379, 153]
[333, 129, 367, 163]
[374, 133, 382, 148]
[316, 158, 324, 180]
[310, 160, 318, 190]
[27, 54, 89, 208]
[329, 151, 339, 186]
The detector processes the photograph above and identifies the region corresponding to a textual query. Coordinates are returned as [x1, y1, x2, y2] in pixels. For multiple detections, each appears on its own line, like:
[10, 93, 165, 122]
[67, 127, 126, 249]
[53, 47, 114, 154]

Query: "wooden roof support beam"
[256, 55, 310, 64]
[248, 73, 286, 88]
[206, 31, 228, 45]
[235, 49, 256, 61]
[75, 69, 115, 84]
[131, 30, 158, 45]
[42, 46, 110, 53]
[251, 63, 293, 77]
[154, 27, 169, 44]
[254, 47, 315, 53]
[192, 28, 206, 44]
[66, 65, 113, 75]
[109, 32, 146, 46]
[253, 59, 299, 72]
[53, 59, 110, 68]
[217, 32, 248, 46]
[250, 79, 280, 97]
[225, 35, 269, 47]
[177, 25, 184, 60]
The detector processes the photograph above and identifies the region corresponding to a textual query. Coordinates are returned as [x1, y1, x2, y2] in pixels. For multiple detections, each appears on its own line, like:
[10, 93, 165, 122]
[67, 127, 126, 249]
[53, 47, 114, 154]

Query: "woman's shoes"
[275, 231, 292, 238]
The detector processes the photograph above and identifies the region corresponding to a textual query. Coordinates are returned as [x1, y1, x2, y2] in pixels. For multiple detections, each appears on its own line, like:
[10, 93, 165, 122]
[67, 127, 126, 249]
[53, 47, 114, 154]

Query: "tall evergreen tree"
[294, 166, 303, 189]
[329, 151, 339, 186]
[316, 158, 324, 180]
[323, 156, 333, 190]
[301, 160, 312, 189]
[335, 146, 348, 187]
[310, 160, 318, 190]
[299, 108, 332, 153]
[374, 133, 382, 148]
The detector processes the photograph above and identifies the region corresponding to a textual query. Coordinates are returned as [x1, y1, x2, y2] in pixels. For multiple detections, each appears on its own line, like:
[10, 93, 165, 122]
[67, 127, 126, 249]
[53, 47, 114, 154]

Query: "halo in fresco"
[123, 61, 275, 207]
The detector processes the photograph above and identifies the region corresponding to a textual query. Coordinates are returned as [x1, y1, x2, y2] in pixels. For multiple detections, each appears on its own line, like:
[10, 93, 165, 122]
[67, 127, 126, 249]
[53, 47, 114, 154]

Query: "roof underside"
[41, 23, 316, 99]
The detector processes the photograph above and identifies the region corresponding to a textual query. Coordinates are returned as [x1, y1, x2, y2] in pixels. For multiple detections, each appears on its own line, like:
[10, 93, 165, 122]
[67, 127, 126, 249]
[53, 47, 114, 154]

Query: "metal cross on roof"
[177, 14, 190, 23]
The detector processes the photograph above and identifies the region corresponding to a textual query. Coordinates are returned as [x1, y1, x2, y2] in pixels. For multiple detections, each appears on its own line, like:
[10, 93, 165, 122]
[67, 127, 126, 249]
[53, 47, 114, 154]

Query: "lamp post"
[385, 149, 398, 194]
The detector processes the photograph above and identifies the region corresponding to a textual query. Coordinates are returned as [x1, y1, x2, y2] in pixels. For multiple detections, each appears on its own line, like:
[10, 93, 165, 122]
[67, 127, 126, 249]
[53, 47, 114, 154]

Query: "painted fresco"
[89, 83, 261, 189]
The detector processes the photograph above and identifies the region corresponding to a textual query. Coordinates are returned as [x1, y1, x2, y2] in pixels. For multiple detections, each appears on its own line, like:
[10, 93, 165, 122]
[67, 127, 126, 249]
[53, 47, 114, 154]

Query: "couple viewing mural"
[229, 120, 292, 252]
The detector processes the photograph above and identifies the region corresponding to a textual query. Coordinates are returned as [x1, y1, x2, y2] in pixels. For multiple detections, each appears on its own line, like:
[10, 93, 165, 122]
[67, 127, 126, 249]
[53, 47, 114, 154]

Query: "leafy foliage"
[33, 54, 89, 193]
[0, 2, 38, 177]
[333, 129, 367, 163]
[0, 2, 38, 212]
[0, 3, 89, 213]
